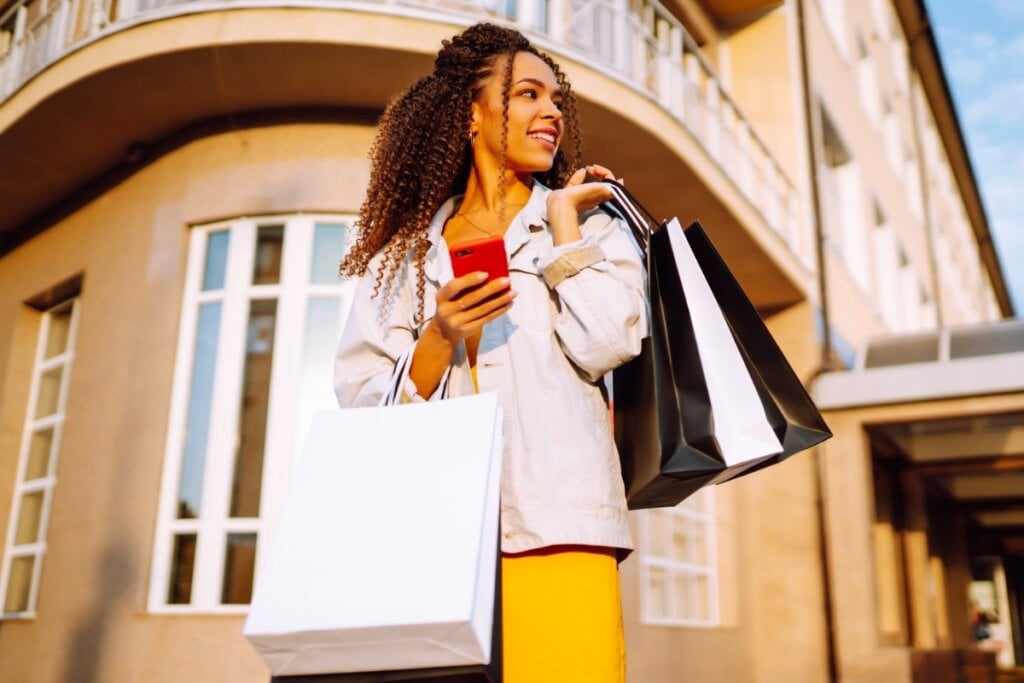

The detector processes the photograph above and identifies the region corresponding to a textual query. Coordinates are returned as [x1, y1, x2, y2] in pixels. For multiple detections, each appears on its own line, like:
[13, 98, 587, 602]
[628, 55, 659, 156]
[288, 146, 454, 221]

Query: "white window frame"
[856, 32, 881, 127]
[0, 297, 80, 618]
[882, 98, 902, 175]
[638, 488, 720, 627]
[833, 162, 870, 293]
[868, 0, 891, 41]
[148, 213, 357, 614]
[873, 219, 902, 331]
[818, 0, 849, 61]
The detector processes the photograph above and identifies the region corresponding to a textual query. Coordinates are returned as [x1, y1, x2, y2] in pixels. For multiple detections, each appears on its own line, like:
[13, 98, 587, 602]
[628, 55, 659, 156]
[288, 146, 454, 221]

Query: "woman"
[335, 22, 645, 681]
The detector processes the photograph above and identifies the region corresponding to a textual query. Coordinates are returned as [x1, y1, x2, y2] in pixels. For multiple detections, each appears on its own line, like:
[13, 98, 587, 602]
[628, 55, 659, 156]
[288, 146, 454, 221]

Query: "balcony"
[0, 0, 810, 305]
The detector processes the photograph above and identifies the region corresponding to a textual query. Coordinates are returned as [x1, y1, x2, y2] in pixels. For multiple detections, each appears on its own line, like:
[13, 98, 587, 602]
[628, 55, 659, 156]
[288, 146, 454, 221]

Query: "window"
[149, 214, 356, 612]
[898, 250, 921, 332]
[890, 38, 909, 94]
[872, 205, 924, 333]
[818, 0, 849, 60]
[882, 96, 902, 174]
[819, 106, 870, 292]
[639, 489, 719, 626]
[1, 297, 79, 617]
[905, 146, 923, 219]
[869, 0, 891, 41]
[856, 33, 881, 126]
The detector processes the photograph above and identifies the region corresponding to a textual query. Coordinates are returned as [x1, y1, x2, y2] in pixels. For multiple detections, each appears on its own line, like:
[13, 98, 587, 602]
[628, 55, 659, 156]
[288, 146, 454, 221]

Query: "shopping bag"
[603, 181, 830, 508]
[244, 392, 504, 680]
[686, 225, 832, 473]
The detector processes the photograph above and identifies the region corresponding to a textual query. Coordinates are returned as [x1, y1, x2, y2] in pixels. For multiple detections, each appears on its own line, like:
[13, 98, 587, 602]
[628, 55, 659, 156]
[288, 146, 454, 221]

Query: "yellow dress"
[501, 546, 626, 682]
[469, 346, 626, 682]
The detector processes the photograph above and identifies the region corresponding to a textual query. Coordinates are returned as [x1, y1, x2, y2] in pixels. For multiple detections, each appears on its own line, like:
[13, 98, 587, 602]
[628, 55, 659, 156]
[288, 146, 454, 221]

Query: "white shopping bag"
[664, 217, 782, 479]
[244, 392, 503, 677]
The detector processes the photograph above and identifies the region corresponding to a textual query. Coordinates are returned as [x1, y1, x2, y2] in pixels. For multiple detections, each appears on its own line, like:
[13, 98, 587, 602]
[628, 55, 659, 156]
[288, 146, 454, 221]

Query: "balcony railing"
[0, 0, 810, 268]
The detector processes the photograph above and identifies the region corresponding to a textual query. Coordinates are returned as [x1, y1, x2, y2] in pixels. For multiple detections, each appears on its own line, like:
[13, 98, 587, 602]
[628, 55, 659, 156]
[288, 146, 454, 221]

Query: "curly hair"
[339, 22, 584, 325]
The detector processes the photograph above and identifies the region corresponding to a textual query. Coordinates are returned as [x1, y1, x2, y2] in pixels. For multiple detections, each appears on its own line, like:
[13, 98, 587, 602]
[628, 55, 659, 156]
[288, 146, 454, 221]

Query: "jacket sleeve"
[537, 210, 647, 382]
[334, 258, 450, 408]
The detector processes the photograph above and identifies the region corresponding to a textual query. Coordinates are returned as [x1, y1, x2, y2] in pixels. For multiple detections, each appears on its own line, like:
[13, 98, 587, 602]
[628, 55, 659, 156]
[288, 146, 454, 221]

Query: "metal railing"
[0, 0, 809, 267]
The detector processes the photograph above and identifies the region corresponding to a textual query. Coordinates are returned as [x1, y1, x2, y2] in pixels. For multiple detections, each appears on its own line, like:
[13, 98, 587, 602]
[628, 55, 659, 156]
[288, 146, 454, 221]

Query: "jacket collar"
[423, 181, 551, 286]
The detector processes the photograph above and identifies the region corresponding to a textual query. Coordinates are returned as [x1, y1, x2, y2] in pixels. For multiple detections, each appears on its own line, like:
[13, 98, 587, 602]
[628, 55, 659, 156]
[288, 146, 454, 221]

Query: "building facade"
[0, 0, 1019, 681]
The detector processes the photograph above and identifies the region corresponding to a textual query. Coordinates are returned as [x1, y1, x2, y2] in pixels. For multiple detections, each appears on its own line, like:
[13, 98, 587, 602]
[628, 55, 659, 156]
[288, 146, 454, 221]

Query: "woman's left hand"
[546, 164, 619, 245]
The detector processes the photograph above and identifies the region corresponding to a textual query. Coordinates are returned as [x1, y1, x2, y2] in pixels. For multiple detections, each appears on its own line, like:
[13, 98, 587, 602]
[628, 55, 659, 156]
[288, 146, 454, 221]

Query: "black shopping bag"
[686, 224, 832, 477]
[604, 181, 831, 509]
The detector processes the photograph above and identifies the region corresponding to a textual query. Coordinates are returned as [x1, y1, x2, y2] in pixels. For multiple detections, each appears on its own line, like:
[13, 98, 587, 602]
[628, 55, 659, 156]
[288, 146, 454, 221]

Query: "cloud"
[975, 152, 1024, 313]
[932, 0, 1024, 316]
[971, 32, 998, 50]
[988, 0, 1024, 21]
[964, 79, 1024, 129]
[932, 28, 1007, 87]
[1006, 31, 1024, 66]
[948, 57, 989, 86]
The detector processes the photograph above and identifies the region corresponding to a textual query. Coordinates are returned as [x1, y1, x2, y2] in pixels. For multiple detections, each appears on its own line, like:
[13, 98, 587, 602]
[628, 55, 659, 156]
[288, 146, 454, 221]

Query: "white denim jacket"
[334, 182, 646, 553]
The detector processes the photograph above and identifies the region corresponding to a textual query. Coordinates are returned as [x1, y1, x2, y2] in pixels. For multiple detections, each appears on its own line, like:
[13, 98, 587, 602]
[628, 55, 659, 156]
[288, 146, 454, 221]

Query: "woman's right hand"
[430, 272, 516, 346]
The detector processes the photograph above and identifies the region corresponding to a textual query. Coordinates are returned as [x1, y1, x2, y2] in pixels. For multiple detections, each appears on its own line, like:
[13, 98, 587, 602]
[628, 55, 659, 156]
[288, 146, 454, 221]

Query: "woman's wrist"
[546, 193, 583, 246]
[423, 317, 460, 355]
[409, 318, 459, 398]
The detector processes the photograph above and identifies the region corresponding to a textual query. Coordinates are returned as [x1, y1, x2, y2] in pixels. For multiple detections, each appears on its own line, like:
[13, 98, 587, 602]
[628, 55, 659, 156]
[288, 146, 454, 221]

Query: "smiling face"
[470, 51, 564, 177]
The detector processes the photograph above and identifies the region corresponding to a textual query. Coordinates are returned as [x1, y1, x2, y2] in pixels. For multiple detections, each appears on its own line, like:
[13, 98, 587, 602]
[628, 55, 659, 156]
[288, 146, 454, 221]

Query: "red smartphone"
[448, 236, 510, 284]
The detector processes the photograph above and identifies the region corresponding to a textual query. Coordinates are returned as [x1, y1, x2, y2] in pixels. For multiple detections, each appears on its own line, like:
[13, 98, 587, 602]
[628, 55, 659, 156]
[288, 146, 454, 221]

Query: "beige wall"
[745, 301, 830, 683]
[722, 5, 805, 188]
[0, 122, 373, 683]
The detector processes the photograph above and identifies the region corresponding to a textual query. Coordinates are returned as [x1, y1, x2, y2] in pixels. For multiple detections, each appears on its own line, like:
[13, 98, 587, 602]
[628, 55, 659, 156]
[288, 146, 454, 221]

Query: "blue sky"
[924, 0, 1023, 317]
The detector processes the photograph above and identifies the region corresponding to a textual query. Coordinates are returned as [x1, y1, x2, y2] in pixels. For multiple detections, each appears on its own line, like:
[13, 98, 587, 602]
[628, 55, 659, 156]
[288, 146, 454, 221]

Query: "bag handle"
[380, 348, 412, 406]
[599, 180, 662, 252]
[379, 345, 451, 407]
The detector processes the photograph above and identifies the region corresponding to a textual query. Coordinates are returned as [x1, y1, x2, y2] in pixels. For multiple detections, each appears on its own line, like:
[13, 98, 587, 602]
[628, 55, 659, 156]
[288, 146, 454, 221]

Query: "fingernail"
[477, 272, 488, 281]
[499, 277, 511, 287]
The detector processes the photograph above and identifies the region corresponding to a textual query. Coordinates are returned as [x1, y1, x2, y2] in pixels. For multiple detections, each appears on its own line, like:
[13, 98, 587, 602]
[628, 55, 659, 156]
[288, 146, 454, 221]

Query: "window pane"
[695, 574, 711, 620]
[4, 556, 35, 613]
[167, 534, 197, 604]
[310, 223, 347, 284]
[44, 303, 73, 359]
[26, 428, 54, 480]
[252, 225, 285, 285]
[177, 303, 221, 519]
[230, 300, 276, 518]
[34, 366, 63, 419]
[673, 517, 693, 563]
[202, 231, 230, 291]
[14, 491, 45, 545]
[693, 522, 708, 565]
[648, 566, 668, 619]
[648, 511, 669, 557]
[295, 297, 342, 464]
[674, 573, 693, 619]
[221, 533, 257, 604]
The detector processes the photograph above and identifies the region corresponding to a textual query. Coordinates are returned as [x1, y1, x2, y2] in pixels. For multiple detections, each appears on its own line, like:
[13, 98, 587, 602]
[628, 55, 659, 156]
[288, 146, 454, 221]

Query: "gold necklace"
[455, 203, 527, 238]
[456, 211, 502, 238]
